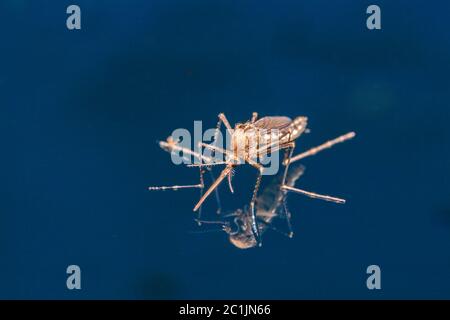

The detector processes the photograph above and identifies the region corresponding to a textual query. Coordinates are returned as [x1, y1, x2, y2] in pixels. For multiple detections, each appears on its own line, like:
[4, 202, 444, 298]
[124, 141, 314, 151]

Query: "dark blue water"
[1, 0, 450, 299]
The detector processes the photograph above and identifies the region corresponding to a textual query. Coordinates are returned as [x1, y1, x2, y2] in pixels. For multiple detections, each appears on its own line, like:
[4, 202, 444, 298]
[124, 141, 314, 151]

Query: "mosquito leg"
[194, 219, 227, 225]
[251, 112, 258, 123]
[211, 114, 236, 188]
[250, 169, 263, 207]
[194, 113, 229, 165]
[160, 137, 213, 164]
[208, 115, 225, 164]
[149, 160, 205, 193]
[281, 185, 346, 204]
[227, 167, 235, 194]
[199, 142, 238, 196]
[221, 211, 241, 218]
[193, 165, 233, 212]
[208, 169, 222, 214]
[259, 219, 293, 238]
[218, 113, 234, 134]
[249, 164, 264, 246]
[187, 161, 229, 168]
[148, 183, 203, 191]
[282, 197, 294, 237]
[286, 132, 356, 165]
[199, 142, 240, 164]
[197, 168, 205, 223]
[277, 142, 295, 238]
[262, 141, 296, 237]
[280, 142, 295, 186]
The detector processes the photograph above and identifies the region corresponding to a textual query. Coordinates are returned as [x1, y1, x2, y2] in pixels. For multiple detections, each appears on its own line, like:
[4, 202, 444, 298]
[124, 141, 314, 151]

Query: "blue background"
[1, 0, 450, 299]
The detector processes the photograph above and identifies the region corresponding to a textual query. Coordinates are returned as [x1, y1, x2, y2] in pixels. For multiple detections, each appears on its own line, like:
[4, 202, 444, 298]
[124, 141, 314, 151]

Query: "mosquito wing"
[254, 116, 292, 130]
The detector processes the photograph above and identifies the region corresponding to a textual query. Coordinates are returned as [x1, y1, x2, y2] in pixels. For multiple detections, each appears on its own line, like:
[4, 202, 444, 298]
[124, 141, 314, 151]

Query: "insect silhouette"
[149, 112, 355, 246]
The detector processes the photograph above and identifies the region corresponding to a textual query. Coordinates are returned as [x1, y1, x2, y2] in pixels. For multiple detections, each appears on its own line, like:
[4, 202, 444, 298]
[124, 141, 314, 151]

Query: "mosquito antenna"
[286, 132, 355, 165]
[281, 185, 346, 204]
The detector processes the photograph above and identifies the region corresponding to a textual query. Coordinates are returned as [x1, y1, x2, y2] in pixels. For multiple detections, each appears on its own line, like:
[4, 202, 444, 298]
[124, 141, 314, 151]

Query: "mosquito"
[185, 112, 354, 245]
[149, 112, 355, 245]
[149, 113, 306, 237]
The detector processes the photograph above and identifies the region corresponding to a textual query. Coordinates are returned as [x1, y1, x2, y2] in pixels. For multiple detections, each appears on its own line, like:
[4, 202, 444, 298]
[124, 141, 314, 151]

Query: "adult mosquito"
[149, 112, 355, 245]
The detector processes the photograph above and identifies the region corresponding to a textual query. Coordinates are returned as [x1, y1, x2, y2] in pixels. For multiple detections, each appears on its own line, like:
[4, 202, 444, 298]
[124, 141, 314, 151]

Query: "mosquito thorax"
[230, 127, 249, 159]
